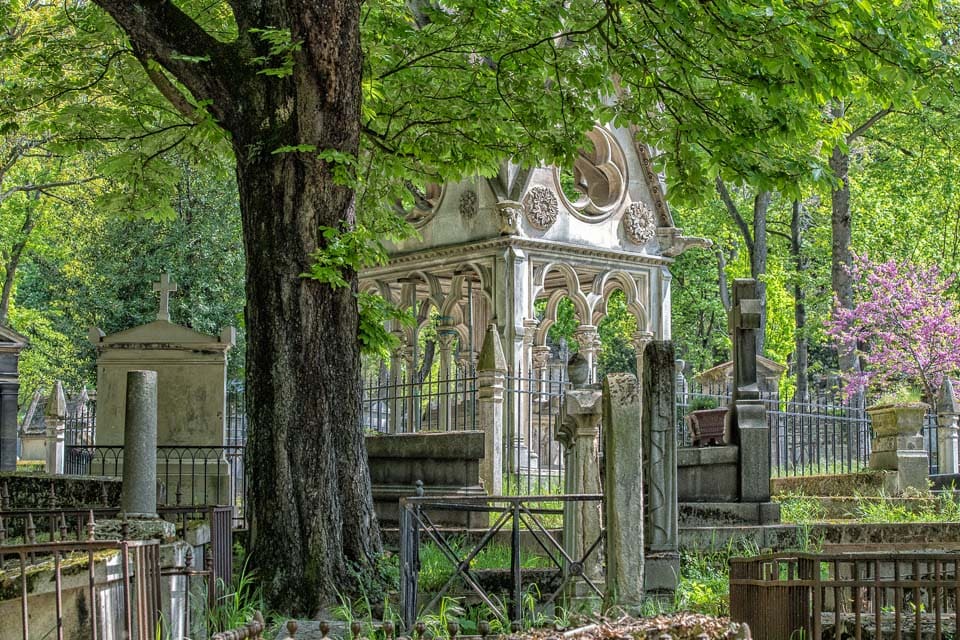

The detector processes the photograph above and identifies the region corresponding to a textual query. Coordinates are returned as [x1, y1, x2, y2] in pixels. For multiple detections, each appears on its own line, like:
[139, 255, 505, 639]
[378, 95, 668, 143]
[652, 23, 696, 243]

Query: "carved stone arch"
[454, 262, 495, 308]
[406, 270, 445, 310]
[553, 126, 628, 220]
[592, 271, 649, 330]
[535, 288, 589, 345]
[532, 261, 585, 302]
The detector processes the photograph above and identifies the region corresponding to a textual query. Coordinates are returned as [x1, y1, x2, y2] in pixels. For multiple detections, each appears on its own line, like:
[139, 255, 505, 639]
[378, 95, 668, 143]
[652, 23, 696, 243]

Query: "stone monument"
[91, 273, 235, 504]
[0, 324, 27, 471]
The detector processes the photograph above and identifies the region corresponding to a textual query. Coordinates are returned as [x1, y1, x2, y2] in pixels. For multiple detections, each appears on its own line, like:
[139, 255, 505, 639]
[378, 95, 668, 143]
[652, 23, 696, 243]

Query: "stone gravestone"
[91, 274, 235, 505]
[725, 279, 771, 503]
[641, 341, 679, 600]
[0, 324, 27, 471]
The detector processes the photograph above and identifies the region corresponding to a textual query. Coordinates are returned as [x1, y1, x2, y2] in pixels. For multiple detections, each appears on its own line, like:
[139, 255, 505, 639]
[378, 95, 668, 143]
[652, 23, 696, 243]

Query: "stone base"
[643, 552, 680, 599]
[95, 518, 176, 542]
[874, 461, 930, 496]
[19, 434, 45, 462]
[678, 445, 739, 502]
[680, 501, 781, 527]
[373, 484, 488, 527]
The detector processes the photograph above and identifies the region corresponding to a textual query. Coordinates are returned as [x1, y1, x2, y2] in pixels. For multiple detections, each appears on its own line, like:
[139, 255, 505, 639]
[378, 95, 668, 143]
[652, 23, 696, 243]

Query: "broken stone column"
[937, 379, 959, 476]
[603, 373, 644, 612]
[44, 381, 67, 474]
[557, 384, 603, 598]
[476, 325, 505, 495]
[122, 370, 159, 518]
[641, 341, 679, 599]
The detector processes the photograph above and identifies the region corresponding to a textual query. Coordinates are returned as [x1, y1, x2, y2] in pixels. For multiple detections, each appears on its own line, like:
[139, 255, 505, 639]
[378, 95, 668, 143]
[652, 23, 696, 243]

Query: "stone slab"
[679, 501, 780, 527]
[677, 445, 739, 502]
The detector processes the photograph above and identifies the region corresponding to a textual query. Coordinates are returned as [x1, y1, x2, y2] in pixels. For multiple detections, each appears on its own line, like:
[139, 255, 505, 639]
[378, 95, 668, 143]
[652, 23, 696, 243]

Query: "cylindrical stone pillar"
[122, 370, 158, 518]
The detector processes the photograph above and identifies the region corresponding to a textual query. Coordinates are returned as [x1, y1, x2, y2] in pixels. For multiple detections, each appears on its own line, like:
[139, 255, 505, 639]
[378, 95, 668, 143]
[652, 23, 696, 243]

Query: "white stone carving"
[459, 190, 479, 218]
[496, 200, 523, 235]
[523, 186, 558, 229]
[623, 201, 656, 245]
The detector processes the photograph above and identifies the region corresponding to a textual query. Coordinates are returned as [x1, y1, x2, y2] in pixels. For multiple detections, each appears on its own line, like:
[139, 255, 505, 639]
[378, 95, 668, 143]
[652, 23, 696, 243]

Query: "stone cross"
[730, 279, 761, 403]
[153, 273, 178, 322]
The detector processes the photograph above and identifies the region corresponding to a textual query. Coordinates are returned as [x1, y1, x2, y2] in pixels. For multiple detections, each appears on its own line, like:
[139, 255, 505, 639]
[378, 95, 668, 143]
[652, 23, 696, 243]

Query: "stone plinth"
[366, 430, 486, 527]
[867, 402, 929, 494]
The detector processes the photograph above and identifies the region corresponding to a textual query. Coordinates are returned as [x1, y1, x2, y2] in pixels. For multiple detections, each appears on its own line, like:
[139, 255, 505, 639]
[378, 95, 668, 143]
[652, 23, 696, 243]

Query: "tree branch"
[715, 177, 754, 255]
[90, 1, 243, 128]
[0, 176, 100, 203]
[847, 106, 893, 143]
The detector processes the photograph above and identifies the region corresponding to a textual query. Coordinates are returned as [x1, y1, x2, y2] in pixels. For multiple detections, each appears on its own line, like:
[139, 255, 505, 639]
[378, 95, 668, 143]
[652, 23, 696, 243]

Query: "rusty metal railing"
[0, 538, 163, 640]
[399, 493, 603, 631]
[730, 551, 960, 640]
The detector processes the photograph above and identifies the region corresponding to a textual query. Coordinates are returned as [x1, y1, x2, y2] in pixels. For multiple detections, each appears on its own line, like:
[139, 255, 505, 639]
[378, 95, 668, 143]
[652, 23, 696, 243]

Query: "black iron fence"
[398, 493, 603, 630]
[676, 387, 945, 477]
[504, 375, 566, 496]
[63, 445, 246, 527]
[362, 367, 478, 434]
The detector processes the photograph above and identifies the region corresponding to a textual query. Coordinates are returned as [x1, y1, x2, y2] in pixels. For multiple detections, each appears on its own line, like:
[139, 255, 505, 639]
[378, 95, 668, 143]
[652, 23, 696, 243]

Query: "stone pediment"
[91, 320, 233, 352]
[0, 324, 28, 349]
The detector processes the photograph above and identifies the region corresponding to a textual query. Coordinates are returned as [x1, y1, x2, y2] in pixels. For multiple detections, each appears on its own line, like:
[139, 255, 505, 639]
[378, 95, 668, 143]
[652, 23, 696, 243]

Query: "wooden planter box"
[686, 408, 729, 447]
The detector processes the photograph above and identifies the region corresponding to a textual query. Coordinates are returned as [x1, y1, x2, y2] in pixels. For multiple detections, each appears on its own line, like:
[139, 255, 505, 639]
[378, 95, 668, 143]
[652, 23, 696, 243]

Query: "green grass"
[417, 538, 554, 592]
[674, 538, 760, 617]
[852, 490, 960, 523]
[774, 491, 827, 524]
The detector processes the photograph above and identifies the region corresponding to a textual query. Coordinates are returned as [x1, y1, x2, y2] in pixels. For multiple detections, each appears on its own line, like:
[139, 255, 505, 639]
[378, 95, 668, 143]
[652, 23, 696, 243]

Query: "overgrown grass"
[674, 538, 760, 617]
[852, 490, 960, 523]
[418, 538, 554, 592]
[774, 491, 827, 523]
[770, 460, 866, 478]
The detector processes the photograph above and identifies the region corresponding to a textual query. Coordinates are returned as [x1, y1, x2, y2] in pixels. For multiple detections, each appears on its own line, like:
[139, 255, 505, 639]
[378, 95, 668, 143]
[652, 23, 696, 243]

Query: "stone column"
[557, 387, 603, 597]
[476, 325, 505, 494]
[122, 370, 159, 518]
[602, 373, 644, 612]
[867, 402, 930, 494]
[0, 381, 17, 471]
[402, 343, 417, 432]
[388, 338, 405, 434]
[641, 341, 679, 599]
[437, 329, 457, 431]
[44, 381, 67, 475]
[937, 379, 959, 476]
[575, 325, 599, 384]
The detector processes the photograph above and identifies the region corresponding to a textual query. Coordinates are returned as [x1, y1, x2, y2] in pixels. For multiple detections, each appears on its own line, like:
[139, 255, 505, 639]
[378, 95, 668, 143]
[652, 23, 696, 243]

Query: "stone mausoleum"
[360, 124, 709, 488]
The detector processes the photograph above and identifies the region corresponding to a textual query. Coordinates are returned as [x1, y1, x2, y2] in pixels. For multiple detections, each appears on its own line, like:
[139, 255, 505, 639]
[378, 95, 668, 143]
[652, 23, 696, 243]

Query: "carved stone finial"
[45, 380, 67, 420]
[939, 378, 959, 414]
[477, 324, 507, 372]
[152, 273, 178, 322]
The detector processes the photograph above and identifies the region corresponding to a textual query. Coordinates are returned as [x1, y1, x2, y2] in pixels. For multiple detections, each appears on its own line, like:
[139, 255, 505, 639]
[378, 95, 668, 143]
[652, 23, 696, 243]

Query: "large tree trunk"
[90, 0, 381, 615]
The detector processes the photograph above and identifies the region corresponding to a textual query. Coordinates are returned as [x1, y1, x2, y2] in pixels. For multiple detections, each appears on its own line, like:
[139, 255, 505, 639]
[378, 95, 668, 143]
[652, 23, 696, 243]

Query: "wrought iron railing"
[504, 375, 567, 496]
[398, 493, 603, 630]
[362, 368, 478, 434]
[730, 551, 960, 640]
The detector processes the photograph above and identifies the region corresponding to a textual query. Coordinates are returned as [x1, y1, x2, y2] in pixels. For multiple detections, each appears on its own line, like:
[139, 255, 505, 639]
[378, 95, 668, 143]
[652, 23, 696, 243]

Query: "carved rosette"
[523, 186, 558, 229]
[623, 201, 656, 245]
[459, 190, 478, 219]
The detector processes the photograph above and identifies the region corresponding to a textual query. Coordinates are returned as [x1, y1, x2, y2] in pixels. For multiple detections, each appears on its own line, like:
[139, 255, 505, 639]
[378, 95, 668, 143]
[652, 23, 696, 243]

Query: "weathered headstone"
[602, 372, 644, 612]
[0, 324, 27, 471]
[641, 341, 679, 598]
[91, 273, 235, 503]
[725, 279, 770, 503]
[867, 401, 929, 494]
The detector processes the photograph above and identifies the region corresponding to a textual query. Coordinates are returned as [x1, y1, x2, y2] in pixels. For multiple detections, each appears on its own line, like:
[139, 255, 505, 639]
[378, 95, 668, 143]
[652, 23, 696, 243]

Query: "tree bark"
[91, 0, 381, 614]
[0, 212, 36, 326]
[790, 200, 809, 403]
[830, 141, 855, 376]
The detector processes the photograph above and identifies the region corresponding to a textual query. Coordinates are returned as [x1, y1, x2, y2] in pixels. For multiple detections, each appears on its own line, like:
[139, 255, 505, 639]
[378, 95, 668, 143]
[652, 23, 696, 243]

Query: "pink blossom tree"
[827, 253, 960, 404]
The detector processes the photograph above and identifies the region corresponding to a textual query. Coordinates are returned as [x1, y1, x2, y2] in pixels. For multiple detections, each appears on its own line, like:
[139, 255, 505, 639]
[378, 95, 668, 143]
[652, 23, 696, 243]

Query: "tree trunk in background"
[751, 191, 771, 356]
[92, 0, 381, 614]
[0, 212, 36, 326]
[830, 142, 856, 379]
[790, 200, 809, 403]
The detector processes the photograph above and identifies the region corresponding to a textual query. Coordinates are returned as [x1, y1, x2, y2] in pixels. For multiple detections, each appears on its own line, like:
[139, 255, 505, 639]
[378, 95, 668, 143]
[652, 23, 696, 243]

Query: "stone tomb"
[0, 324, 27, 471]
[90, 274, 235, 505]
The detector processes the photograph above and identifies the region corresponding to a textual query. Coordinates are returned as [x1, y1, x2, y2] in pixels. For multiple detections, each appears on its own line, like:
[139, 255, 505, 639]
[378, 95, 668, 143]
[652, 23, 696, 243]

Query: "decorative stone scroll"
[459, 189, 478, 219]
[523, 186, 559, 229]
[623, 201, 656, 245]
